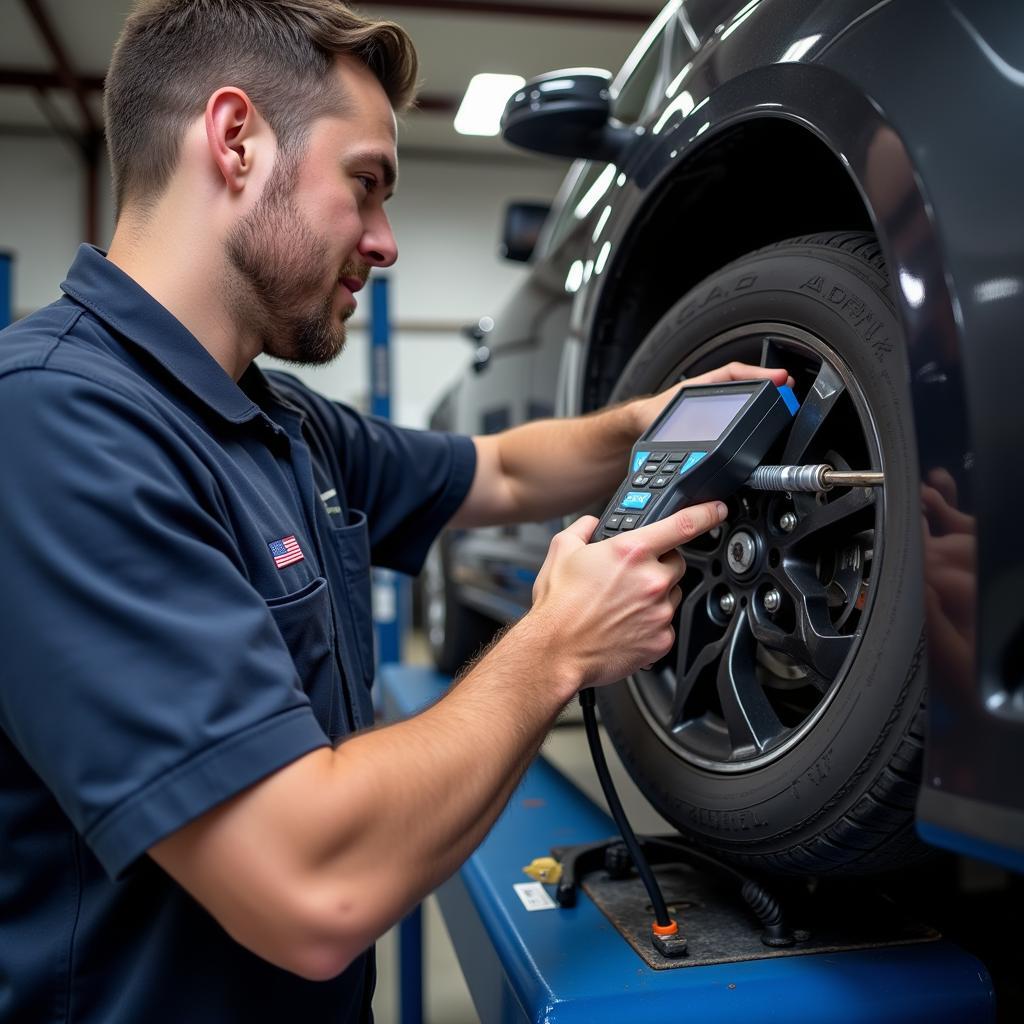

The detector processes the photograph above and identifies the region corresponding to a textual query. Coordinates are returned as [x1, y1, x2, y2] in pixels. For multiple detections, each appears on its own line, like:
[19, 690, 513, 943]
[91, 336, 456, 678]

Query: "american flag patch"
[268, 535, 304, 569]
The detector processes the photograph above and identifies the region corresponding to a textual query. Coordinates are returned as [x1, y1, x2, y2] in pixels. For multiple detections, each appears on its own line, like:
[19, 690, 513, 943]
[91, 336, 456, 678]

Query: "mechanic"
[0, 1, 790, 1021]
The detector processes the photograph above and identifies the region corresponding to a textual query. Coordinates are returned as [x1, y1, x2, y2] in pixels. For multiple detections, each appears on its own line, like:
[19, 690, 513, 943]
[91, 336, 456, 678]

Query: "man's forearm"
[151, 611, 579, 979]
[458, 399, 643, 527]
[453, 364, 792, 530]
[328, 617, 574, 911]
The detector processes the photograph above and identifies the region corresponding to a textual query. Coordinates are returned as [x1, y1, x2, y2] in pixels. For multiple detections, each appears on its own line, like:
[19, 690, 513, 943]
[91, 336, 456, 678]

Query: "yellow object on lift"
[522, 856, 562, 884]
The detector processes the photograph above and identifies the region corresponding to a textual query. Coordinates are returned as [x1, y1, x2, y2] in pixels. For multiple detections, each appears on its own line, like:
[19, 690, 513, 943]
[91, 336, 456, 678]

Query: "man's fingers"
[562, 514, 600, 545]
[927, 467, 959, 508]
[688, 363, 793, 389]
[630, 501, 728, 555]
[659, 549, 687, 584]
[922, 484, 975, 536]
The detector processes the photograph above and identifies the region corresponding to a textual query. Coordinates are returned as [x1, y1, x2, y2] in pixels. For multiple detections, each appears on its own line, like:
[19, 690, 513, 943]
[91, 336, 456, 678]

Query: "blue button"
[620, 491, 652, 509]
[679, 451, 707, 474]
[632, 450, 651, 473]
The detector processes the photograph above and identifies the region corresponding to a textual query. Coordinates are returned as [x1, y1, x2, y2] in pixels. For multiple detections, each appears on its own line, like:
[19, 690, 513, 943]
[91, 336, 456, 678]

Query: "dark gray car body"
[431, 0, 1024, 868]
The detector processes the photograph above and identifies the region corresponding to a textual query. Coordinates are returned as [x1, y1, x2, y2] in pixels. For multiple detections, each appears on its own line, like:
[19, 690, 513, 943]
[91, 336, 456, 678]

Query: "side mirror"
[500, 201, 550, 262]
[501, 68, 631, 163]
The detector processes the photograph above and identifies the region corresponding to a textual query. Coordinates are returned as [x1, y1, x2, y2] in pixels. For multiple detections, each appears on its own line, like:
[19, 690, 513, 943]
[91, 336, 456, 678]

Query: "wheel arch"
[579, 63, 961, 434]
[580, 116, 871, 411]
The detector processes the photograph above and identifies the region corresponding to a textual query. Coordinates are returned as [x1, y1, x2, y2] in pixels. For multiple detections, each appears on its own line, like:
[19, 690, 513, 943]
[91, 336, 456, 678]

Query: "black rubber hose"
[648, 836, 794, 944]
[579, 688, 673, 928]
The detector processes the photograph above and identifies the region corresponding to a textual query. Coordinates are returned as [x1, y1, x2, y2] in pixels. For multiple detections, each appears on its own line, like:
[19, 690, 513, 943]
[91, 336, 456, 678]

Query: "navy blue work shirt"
[0, 245, 476, 1022]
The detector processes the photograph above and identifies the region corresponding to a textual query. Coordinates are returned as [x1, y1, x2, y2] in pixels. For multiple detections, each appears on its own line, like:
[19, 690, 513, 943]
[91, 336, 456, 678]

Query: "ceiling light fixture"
[454, 73, 526, 136]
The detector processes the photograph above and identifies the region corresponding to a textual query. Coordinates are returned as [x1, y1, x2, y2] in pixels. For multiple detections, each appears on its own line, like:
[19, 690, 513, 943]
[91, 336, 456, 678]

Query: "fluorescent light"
[454, 73, 526, 136]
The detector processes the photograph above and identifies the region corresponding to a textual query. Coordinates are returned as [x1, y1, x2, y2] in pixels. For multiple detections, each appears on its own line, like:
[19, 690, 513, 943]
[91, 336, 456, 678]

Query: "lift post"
[379, 664, 994, 1024]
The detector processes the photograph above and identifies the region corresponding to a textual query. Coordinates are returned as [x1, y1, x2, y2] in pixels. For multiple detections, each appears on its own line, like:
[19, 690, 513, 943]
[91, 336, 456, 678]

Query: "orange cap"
[651, 919, 679, 937]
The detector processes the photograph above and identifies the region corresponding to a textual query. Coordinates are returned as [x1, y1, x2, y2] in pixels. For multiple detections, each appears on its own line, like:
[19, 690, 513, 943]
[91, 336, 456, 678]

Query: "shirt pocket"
[265, 576, 339, 732]
[327, 509, 376, 699]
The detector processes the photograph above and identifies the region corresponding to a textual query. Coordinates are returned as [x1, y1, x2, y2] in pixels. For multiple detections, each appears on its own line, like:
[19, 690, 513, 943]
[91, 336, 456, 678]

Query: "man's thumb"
[563, 514, 600, 544]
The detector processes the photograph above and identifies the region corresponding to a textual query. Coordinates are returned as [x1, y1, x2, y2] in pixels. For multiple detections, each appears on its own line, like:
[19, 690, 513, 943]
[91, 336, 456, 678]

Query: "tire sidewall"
[597, 239, 925, 855]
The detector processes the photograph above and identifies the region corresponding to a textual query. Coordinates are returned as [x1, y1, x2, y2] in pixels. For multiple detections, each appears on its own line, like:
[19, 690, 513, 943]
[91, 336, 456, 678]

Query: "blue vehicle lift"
[379, 664, 995, 1024]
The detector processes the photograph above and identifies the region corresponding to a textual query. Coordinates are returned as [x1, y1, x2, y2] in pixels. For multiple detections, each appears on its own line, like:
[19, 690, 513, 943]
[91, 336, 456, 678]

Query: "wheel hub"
[725, 528, 758, 576]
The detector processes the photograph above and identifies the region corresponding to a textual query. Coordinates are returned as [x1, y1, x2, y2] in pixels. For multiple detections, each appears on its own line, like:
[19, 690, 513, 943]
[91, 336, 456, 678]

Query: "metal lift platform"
[379, 664, 995, 1024]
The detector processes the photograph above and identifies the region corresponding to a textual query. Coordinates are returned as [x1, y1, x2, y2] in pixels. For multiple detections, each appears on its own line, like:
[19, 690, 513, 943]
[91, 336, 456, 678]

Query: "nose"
[358, 210, 398, 268]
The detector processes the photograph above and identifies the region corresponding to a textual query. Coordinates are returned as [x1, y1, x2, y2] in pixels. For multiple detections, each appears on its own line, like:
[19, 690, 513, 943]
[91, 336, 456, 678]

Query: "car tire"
[596, 232, 929, 875]
[422, 538, 498, 676]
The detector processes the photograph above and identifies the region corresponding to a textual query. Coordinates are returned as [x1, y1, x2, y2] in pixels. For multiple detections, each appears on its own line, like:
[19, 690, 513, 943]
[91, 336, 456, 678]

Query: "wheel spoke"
[679, 544, 715, 570]
[670, 596, 725, 725]
[782, 362, 846, 463]
[715, 609, 786, 753]
[781, 564, 856, 676]
[760, 336, 789, 371]
[797, 595, 856, 677]
[787, 486, 875, 544]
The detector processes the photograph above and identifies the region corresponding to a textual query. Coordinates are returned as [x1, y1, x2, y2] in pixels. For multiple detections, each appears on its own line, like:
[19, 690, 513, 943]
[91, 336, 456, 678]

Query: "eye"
[355, 174, 377, 194]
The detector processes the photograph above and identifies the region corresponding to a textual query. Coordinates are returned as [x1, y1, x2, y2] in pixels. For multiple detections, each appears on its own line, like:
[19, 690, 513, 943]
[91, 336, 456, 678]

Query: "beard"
[225, 155, 368, 366]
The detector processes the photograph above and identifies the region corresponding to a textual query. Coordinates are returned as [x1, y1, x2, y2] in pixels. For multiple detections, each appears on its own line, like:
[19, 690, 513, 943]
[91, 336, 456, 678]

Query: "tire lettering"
[676, 274, 759, 325]
[801, 274, 892, 361]
[687, 807, 769, 832]
[805, 748, 833, 788]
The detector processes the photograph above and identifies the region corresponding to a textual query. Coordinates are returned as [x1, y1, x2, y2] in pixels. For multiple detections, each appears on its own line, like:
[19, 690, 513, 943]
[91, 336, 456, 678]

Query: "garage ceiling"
[0, 0, 656, 160]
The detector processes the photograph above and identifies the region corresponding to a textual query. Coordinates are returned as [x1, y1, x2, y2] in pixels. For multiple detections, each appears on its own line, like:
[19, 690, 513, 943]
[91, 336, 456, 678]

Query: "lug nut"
[763, 589, 782, 614]
[709, 526, 722, 540]
[719, 592, 736, 615]
[779, 512, 798, 533]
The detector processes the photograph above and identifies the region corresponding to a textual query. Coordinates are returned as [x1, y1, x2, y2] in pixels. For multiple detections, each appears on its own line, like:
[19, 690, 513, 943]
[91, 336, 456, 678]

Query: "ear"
[205, 87, 261, 193]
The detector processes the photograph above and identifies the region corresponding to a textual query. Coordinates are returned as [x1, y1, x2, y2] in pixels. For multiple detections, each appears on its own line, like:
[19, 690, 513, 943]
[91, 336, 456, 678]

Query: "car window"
[534, 160, 607, 258]
[611, 0, 698, 126]
[534, 2, 700, 261]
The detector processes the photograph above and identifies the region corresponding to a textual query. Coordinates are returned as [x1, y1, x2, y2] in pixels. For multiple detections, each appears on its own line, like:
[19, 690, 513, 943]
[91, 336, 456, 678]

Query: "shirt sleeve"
[266, 372, 477, 575]
[0, 370, 329, 879]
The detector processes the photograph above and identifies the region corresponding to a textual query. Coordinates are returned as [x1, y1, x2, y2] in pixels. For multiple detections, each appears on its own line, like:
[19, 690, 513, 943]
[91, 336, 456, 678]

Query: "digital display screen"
[651, 392, 751, 442]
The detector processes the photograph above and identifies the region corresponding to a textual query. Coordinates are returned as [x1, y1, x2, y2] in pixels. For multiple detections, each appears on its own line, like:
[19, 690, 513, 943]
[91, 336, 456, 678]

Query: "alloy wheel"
[629, 324, 884, 772]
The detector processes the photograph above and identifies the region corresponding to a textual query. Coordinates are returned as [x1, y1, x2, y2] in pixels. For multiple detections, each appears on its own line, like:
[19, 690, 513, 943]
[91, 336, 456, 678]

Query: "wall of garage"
[0, 137, 567, 427]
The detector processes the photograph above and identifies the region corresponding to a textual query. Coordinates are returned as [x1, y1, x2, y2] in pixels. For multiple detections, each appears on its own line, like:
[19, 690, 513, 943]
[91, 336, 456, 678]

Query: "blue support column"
[369, 275, 421, 1024]
[398, 906, 424, 1024]
[0, 251, 13, 329]
[369, 275, 404, 667]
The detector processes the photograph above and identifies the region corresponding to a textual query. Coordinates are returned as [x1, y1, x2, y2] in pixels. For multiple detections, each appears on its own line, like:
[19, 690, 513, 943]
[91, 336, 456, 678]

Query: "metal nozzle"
[747, 464, 884, 493]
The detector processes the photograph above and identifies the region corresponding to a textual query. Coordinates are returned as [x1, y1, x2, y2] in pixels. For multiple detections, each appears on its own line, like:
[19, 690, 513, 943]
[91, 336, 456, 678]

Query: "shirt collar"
[60, 244, 262, 425]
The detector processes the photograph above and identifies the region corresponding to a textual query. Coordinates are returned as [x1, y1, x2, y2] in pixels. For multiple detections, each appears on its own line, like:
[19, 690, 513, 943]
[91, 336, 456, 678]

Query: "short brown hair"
[105, 0, 418, 215]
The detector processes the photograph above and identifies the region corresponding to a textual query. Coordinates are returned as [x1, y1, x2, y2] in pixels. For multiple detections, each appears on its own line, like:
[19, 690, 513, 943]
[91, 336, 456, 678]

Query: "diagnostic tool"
[596, 379, 799, 539]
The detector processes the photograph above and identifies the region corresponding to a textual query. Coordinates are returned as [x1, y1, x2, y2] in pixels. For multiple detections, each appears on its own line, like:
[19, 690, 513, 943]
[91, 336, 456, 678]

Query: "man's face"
[226, 57, 399, 365]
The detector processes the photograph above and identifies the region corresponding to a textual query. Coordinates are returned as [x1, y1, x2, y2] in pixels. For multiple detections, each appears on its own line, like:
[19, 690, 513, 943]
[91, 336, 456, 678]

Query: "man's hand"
[921, 468, 976, 692]
[528, 500, 728, 688]
[629, 362, 795, 436]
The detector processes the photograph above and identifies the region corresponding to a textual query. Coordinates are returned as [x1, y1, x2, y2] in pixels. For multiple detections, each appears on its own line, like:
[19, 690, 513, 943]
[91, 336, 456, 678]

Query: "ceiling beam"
[0, 68, 460, 115]
[20, 0, 99, 136]
[356, 0, 654, 25]
[0, 69, 105, 91]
